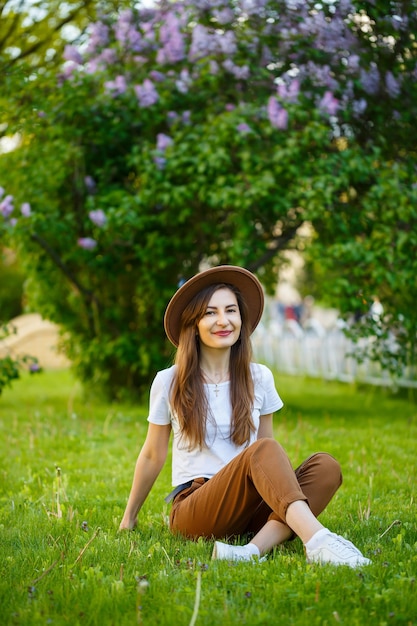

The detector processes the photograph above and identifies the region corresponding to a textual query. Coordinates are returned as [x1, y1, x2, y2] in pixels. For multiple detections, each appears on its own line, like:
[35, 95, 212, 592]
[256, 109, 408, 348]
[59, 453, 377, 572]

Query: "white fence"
[252, 320, 417, 389]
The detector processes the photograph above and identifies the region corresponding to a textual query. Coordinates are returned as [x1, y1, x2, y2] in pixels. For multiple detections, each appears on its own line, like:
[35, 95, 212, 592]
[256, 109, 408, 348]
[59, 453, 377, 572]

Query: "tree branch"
[31, 231, 99, 305]
[248, 220, 304, 273]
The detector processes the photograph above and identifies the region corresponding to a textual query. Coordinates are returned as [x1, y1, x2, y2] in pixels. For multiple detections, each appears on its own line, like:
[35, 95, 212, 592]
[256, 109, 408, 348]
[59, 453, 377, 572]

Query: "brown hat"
[164, 265, 264, 347]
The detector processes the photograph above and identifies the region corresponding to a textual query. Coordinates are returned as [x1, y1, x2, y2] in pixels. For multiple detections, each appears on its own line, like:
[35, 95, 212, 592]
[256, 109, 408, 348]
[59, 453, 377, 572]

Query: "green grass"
[0, 369, 416, 626]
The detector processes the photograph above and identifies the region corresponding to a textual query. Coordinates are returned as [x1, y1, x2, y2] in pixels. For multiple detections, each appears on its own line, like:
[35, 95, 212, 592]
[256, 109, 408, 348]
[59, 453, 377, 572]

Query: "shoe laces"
[327, 533, 362, 558]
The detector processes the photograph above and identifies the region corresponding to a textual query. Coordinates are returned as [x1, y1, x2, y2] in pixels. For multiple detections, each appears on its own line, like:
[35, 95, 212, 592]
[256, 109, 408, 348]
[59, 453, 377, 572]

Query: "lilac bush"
[1, 0, 416, 394]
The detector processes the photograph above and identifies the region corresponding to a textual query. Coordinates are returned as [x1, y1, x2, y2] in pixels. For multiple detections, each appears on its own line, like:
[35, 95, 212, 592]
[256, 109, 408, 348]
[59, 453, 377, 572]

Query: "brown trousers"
[169, 438, 342, 540]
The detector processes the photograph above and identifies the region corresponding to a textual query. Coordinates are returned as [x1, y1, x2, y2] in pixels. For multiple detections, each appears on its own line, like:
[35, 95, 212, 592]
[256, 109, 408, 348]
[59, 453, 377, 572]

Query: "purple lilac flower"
[213, 8, 235, 24]
[85, 59, 101, 75]
[150, 70, 166, 82]
[60, 63, 77, 81]
[157, 12, 186, 64]
[240, 0, 269, 15]
[21, 202, 31, 217]
[0, 194, 14, 218]
[347, 54, 360, 71]
[167, 111, 179, 124]
[218, 31, 237, 56]
[352, 98, 367, 116]
[153, 156, 167, 170]
[63, 45, 83, 65]
[277, 79, 300, 103]
[0, 187, 4, 198]
[78, 237, 97, 250]
[86, 22, 110, 54]
[98, 48, 117, 66]
[209, 60, 219, 75]
[189, 24, 214, 60]
[237, 123, 252, 134]
[156, 133, 174, 152]
[267, 97, 288, 130]
[104, 75, 127, 96]
[115, 12, 143, 52]
[360, 64, 380, 95]
[319, 91, 339, 116]
[223, 60, 249, 80]
[385, 71, 401, 98]
[89, 209, 107, 227]
[134, 79, 159, 107]
[9, 218, 17, 227]
[85, 176, 96, 193]
[182, 111, 191, 125]
[176, 69, 192, 94]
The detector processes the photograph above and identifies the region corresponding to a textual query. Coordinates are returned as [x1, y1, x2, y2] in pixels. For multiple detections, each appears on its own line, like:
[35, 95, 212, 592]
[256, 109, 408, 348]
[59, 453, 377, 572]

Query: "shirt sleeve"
[147, 370, 172, 425]
[257, 364, 284, 415]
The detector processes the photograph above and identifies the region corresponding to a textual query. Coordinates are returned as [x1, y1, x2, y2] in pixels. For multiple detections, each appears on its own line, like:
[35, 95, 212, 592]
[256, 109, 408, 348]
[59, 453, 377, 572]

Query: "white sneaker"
[212, 541, 266, 562]
[306, 532, 371, 567]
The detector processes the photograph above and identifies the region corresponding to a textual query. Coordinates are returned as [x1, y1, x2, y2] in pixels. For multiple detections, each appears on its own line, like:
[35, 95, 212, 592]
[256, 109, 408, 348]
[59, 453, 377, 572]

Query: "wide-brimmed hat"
[164, 265, 264, 347]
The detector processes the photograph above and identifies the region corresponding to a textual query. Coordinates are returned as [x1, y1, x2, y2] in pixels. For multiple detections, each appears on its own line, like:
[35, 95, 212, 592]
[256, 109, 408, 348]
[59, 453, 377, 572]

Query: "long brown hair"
[170, 283, 255, 449]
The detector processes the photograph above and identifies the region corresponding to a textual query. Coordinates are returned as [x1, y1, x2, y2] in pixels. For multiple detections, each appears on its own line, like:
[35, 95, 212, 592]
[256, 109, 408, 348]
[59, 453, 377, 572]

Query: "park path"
[0, 313, 70, 368]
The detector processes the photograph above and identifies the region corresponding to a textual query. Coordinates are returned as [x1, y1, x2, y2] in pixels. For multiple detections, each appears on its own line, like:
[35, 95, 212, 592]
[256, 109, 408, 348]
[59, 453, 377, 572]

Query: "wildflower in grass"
[78, 237, 97, 250]
[89, 209, 107, 227]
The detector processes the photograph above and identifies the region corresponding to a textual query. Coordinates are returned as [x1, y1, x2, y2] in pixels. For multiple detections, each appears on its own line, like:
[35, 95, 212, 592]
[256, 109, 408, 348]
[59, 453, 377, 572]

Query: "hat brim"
[164, 265, 264, 347]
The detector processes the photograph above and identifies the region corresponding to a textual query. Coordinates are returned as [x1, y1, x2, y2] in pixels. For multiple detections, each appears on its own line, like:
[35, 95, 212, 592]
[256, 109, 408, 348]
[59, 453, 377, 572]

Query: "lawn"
[0, 369, 416, 626]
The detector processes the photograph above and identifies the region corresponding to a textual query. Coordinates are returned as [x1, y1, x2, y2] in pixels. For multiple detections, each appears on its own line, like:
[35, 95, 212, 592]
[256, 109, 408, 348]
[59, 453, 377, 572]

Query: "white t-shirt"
[148, 363, 283, 486]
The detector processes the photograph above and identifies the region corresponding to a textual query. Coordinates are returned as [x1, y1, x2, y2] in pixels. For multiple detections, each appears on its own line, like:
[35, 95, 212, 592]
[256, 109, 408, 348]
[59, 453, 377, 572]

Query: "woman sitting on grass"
[119, 265, 370, 567]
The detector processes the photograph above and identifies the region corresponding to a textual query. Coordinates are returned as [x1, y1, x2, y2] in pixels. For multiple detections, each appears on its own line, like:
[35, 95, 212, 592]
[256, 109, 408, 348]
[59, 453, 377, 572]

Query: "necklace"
[201, 369, 229, 397]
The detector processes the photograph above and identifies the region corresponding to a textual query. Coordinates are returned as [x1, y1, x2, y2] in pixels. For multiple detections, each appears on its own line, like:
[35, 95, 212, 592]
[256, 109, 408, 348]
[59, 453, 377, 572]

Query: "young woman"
[119, 265, 370, 567]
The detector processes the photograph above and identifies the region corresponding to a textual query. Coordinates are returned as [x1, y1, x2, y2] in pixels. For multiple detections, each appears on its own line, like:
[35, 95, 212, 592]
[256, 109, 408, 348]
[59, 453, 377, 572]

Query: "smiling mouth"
[214, 331, 232, 336]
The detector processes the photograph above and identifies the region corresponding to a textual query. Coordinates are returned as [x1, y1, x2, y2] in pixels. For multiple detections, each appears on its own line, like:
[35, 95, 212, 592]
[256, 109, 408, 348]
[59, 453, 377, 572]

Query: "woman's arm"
[257, 413, 274, 439]
[119, 422, 171, 530]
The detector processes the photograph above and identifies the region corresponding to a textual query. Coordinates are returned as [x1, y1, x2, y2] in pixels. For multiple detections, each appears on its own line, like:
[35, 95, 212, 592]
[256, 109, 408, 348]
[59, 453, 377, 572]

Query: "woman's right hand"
[118, 517, 137, 532]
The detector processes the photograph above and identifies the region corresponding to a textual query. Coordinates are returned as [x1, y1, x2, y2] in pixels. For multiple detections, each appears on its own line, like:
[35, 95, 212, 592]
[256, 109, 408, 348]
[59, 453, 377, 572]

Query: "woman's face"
[197, 287, 242, 350]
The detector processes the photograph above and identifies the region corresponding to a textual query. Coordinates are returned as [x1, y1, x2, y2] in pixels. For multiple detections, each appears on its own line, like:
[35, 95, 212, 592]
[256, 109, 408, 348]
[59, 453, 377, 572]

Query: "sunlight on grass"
[0, 369, 416, 625]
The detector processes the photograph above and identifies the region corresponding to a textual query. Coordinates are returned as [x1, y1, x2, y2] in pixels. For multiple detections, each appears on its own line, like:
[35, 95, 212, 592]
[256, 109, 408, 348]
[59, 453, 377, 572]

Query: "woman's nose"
[216, 311, 228, 325]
